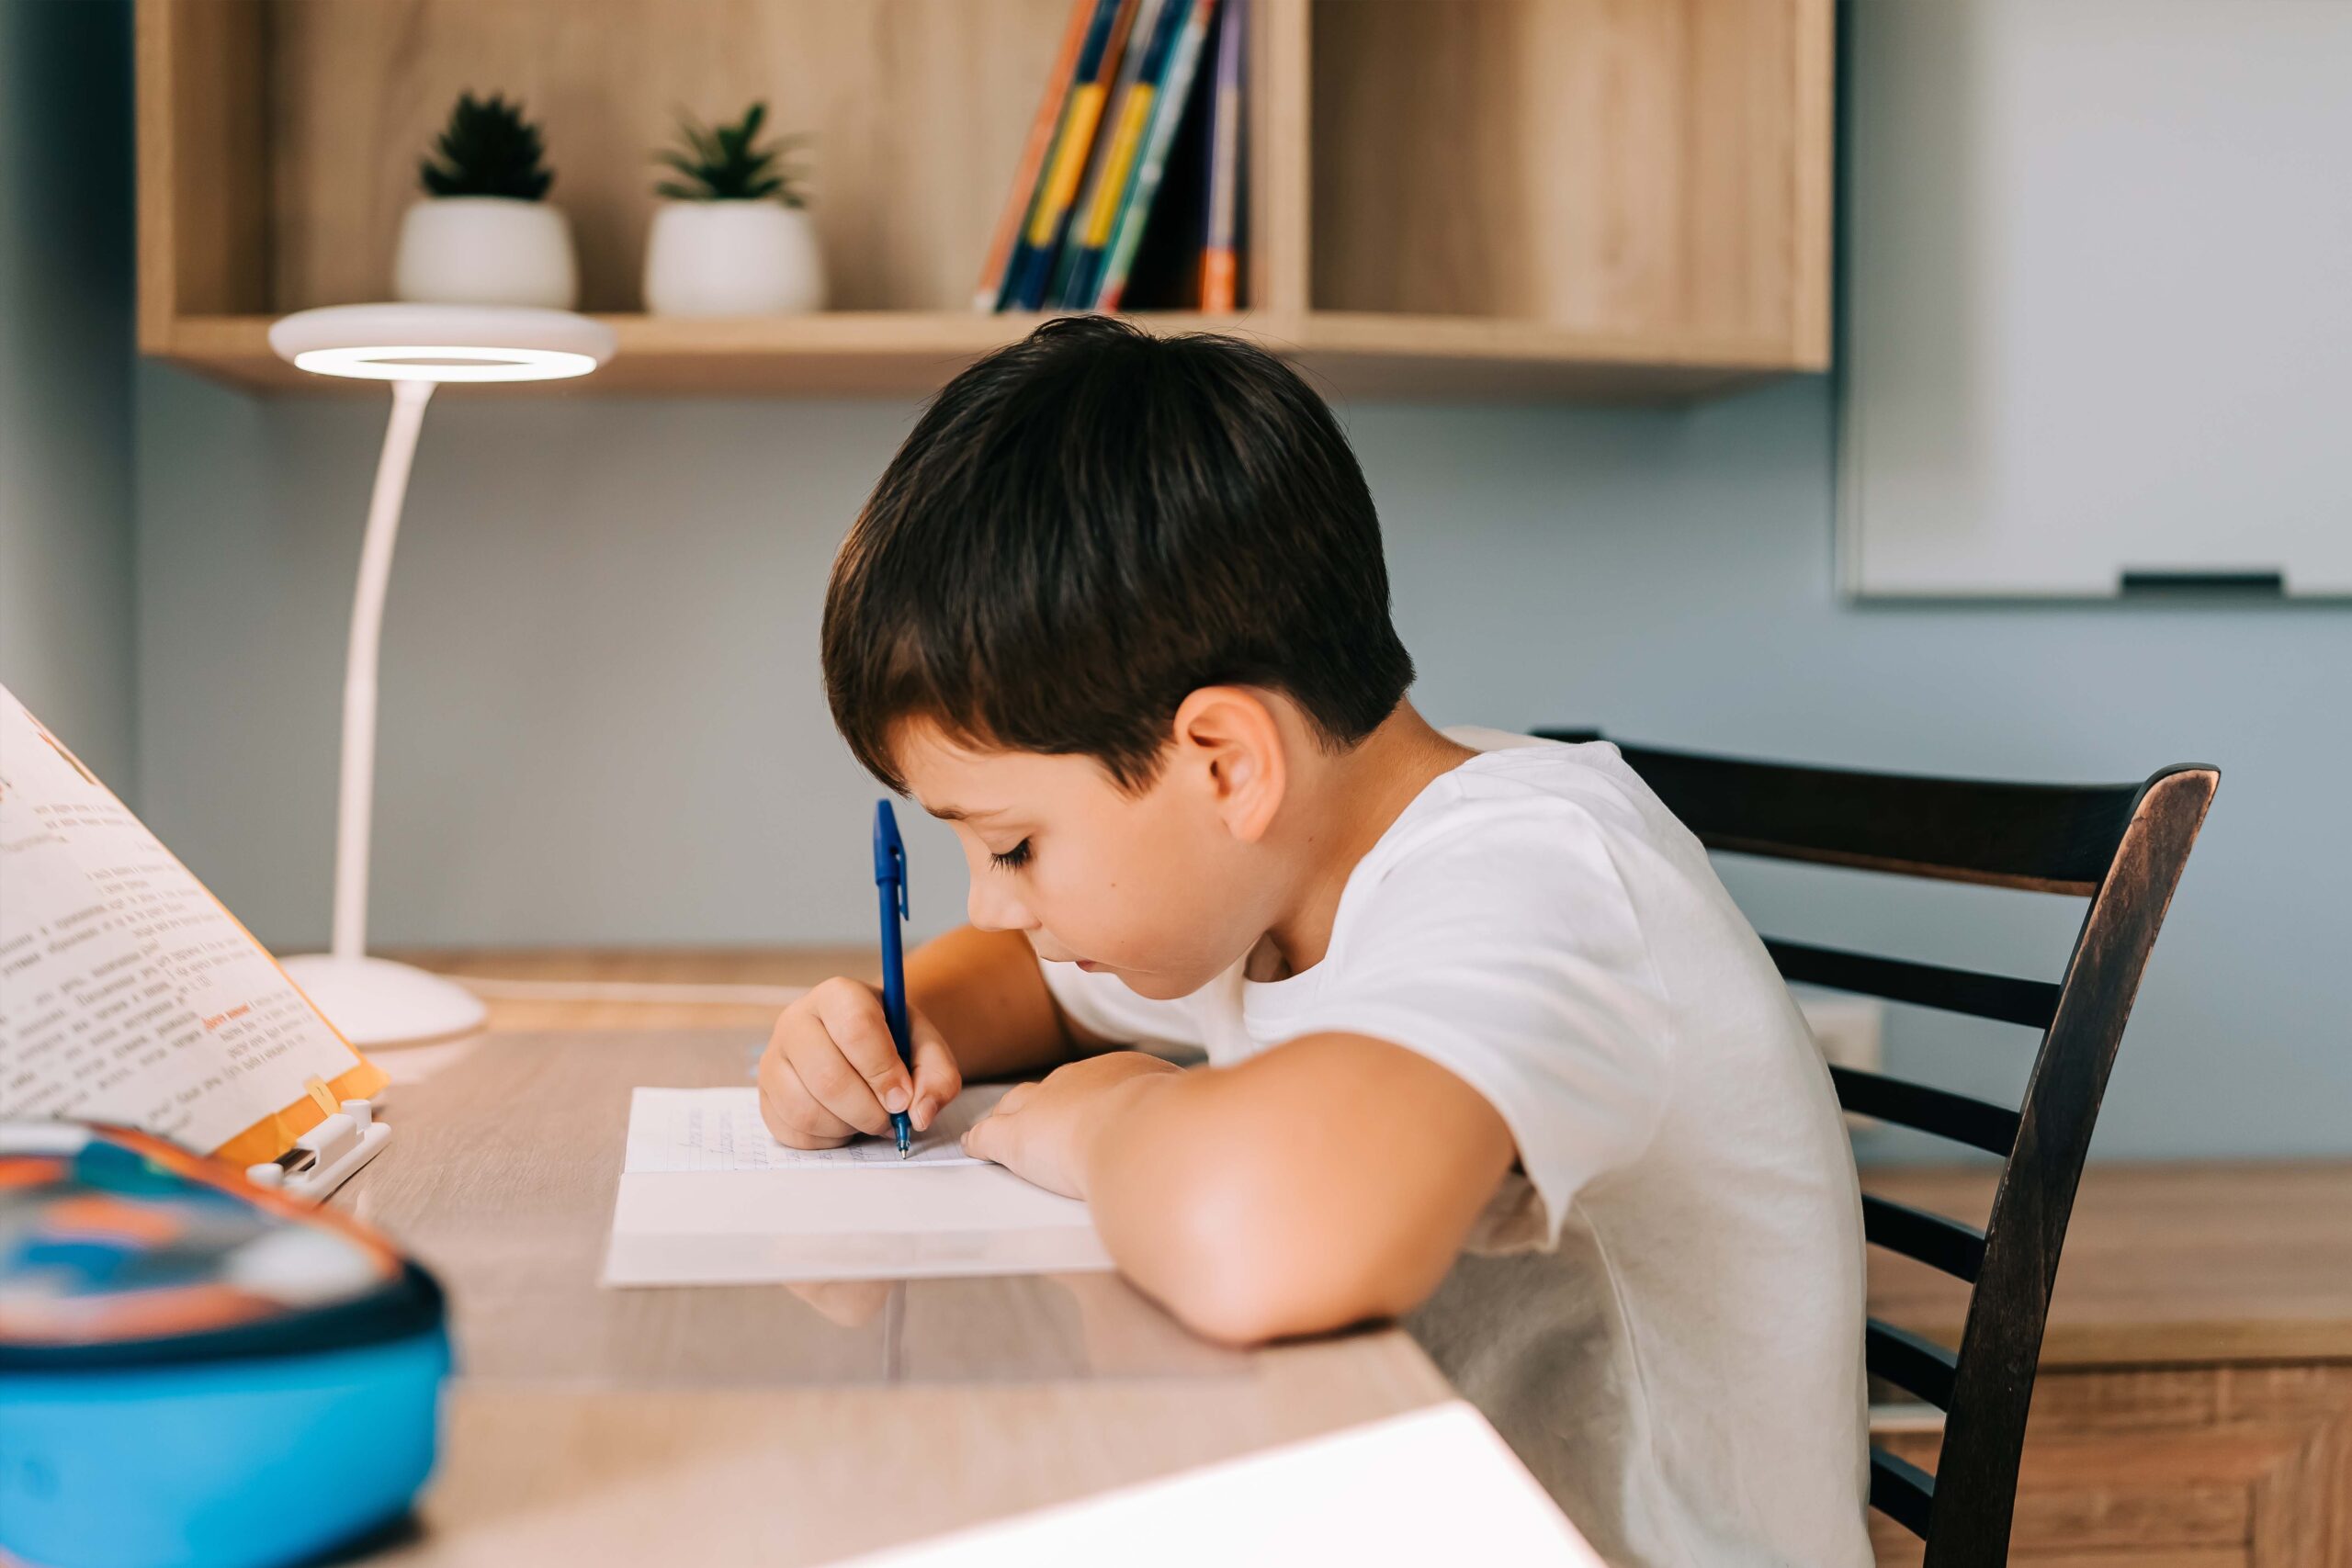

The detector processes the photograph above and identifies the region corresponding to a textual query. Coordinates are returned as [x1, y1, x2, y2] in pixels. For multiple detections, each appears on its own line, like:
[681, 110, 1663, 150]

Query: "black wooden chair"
[1535, 728, 2219, 1568]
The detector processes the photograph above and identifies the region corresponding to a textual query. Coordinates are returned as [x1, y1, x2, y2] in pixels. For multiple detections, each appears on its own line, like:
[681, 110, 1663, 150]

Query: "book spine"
[1198, 0, 1245, 312]
[1095, 0, 1219, 312]
[997, 0, 1131, 311]
[1049, 0, 1170, 309]
[1058, 0, 1194, 309]
[975, 0, 1100, 311]
[1004, 0, 1144, 312]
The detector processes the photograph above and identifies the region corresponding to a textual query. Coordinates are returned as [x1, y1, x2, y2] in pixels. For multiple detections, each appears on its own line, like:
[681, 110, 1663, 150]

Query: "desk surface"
[339, 1027, 1451, 1565]
[395, 946, 2352, 1373]
[1866, 1160, 2352, 1368]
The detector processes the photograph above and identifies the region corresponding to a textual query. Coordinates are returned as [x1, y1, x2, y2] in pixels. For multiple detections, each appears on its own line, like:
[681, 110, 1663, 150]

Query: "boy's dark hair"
[824, 315, 1415, 793]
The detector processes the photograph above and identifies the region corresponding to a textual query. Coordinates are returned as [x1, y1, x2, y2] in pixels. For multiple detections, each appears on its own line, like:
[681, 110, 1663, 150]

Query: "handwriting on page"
[622, 1085, 1008, 1172]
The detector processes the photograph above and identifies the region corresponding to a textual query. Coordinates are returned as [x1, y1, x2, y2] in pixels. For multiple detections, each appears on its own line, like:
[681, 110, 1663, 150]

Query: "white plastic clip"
[243, 1100, 389, 1203]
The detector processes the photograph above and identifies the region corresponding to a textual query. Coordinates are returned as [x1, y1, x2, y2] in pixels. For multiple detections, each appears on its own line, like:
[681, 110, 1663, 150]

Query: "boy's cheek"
[1031, 877, 1249, 994]
[1105, 930, 1252, 998]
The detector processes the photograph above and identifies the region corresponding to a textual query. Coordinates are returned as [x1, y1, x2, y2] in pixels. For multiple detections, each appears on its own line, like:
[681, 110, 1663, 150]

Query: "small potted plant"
[394, 92, 578, 309]
[642, 102, 821, 317]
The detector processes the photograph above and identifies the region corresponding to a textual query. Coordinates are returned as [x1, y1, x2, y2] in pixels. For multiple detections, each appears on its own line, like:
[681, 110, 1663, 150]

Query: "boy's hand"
[962, 1052, 1182, 1199]
[758, 977, 962, 1148]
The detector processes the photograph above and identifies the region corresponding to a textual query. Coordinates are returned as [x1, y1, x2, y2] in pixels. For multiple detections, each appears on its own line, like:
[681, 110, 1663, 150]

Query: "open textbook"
[0, 685, 383, 1166]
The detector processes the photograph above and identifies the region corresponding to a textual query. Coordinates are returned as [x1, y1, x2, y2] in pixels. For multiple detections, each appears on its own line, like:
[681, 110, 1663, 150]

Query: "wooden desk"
[390, 948, 2352, 1566]
[335, 1027, 1452, 1564]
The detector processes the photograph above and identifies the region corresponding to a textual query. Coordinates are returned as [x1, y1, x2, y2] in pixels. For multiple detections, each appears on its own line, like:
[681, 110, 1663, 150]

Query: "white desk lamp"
[266, 303, 616, 1047]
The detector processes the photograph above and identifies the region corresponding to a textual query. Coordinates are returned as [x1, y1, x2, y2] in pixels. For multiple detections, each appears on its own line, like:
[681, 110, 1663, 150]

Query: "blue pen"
[874, 799, 914, 1157]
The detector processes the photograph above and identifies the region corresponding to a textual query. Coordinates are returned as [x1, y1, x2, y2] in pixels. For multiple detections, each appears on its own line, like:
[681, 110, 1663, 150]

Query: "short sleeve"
[1249, 791, 1676, 1248]
[1040, 958, 1208, 1055]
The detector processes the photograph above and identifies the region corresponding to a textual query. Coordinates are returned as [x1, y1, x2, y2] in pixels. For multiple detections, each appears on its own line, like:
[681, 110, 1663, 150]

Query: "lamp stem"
[329, 378, 435, 962]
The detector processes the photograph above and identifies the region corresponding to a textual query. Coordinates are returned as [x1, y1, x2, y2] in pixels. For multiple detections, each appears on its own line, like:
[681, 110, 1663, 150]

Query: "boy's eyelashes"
[989, 839, 1033, 872]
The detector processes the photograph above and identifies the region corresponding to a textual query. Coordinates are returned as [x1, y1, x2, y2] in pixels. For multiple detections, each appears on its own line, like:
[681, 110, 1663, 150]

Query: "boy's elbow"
[1126, 1161, 1432, 1347]
[1159, 1277, 1306, 1348]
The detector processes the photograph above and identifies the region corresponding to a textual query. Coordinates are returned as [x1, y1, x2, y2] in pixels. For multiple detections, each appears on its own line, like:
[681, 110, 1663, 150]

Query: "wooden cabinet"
[1868, 1165, 2352, 1566]
[1872, 1365, 2352, 1568]
[135, 0, 1831, 400]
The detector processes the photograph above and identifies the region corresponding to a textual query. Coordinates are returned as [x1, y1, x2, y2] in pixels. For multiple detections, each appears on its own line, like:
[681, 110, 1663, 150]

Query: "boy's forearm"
[1078, 1035, 1518, 1345]
[906, 924, 1078, 1080]
[1080, 1066, 1397, 1344]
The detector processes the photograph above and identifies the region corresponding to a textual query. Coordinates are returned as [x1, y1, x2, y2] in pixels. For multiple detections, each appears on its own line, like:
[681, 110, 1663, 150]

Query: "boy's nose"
[967, 880, 1037, 934]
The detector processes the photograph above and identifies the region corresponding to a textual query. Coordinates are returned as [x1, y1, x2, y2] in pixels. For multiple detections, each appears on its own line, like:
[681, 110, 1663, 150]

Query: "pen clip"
[874, 798, 910, 918]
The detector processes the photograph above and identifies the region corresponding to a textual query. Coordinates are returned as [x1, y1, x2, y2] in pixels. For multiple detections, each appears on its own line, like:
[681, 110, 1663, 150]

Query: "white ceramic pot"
[643, 200, 826, 317]
[393, 197, 579, 310]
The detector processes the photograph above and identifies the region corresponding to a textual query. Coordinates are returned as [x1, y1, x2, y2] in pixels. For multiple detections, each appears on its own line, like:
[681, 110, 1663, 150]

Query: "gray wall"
[0, 0, 136, 788]
[94, 0, 2352, 1161]
[134, 367, 2351, 1159]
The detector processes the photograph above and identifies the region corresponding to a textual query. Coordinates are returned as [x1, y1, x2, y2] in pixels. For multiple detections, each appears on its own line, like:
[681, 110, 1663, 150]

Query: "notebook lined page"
[623, 1084, 1007, 1172]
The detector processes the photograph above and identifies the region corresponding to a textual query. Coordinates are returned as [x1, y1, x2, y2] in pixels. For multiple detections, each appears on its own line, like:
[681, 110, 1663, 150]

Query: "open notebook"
[0, 684, 383, 1166]
[603, 1083, 1114, 1285]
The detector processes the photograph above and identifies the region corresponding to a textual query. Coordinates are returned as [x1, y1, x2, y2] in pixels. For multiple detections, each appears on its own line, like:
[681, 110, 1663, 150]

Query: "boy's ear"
[1170, 687, 1288, 843]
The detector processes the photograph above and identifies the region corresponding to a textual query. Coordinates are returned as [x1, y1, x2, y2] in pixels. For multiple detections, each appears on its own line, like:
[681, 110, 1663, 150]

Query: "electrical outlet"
[1791, 986, 1885, 1132]
[1791, 986, 1885, 1075]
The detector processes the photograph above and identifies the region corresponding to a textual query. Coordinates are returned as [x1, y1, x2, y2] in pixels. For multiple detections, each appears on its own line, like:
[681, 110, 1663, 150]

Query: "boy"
[760, 316, 1870, 1567]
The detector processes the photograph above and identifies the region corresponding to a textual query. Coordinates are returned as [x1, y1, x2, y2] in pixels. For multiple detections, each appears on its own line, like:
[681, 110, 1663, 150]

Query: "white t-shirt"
[1041, 729, 1871, 1568]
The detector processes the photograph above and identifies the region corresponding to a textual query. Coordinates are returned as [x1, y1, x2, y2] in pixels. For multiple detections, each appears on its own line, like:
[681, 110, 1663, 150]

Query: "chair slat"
[1535, 729, 2143, 893]
[1870, 1446, 1937, 1540]
[1867, 1317, 1959, 1409]
[1830, 1066, 2021, 1157]
[1768, 938, 2062, 1030]
[1861, 1193, 1986, 1282]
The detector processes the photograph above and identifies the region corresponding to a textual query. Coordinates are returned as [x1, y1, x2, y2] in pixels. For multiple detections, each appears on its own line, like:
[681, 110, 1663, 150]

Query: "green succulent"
[655, 102, 808, 205]
[420, 92, 553, 200]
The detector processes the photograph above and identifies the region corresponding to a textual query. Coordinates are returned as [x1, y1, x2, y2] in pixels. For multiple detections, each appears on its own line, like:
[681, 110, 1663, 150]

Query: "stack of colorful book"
[976, 0, 1246, 314]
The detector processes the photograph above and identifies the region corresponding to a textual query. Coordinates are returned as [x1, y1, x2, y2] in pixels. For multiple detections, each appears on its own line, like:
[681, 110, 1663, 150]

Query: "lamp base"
[278, 953, 488, 1049]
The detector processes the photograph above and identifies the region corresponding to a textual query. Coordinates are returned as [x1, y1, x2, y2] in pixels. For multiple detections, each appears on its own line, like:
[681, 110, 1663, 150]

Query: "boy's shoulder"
[1323, 727, 1744, 983]
[1367, 728, 1690, 875]
[1437, 726, 1652, 800]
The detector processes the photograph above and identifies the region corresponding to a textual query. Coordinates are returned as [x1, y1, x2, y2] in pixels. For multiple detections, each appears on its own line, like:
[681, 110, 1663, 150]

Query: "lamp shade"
[267, 303, 616, 384]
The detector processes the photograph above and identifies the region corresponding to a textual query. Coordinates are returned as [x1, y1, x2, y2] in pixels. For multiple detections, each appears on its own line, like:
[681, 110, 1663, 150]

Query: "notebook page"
[604, 1089, 1112, 1285]
[624, 1084, 1006, 1171]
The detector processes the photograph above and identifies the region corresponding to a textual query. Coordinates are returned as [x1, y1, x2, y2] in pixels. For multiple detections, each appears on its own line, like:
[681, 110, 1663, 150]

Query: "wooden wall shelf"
[137, 0, 1832, 403]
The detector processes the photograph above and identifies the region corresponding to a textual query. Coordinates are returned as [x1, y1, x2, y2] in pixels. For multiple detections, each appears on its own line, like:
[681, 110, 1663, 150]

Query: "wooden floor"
[390, 947, 2352, 1566]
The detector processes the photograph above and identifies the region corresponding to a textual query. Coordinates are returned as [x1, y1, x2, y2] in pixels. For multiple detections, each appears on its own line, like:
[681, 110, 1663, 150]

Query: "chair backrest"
[1535, 729, 2219, 1568]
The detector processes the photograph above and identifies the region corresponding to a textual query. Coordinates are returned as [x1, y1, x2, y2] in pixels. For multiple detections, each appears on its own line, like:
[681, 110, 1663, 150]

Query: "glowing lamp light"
[268, 303, 613, 382]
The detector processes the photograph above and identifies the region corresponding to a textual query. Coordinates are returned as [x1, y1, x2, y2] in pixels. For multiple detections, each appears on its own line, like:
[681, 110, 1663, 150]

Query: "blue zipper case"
[0, 1122, 450, 1568]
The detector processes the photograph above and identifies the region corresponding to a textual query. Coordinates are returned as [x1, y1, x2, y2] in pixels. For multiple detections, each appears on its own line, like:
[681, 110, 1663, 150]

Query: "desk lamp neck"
[330, 378, 435, 962]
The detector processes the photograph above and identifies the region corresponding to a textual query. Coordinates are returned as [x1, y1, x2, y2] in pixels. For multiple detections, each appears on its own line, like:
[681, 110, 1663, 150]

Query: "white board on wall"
[1838, 0, 2352, 599]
